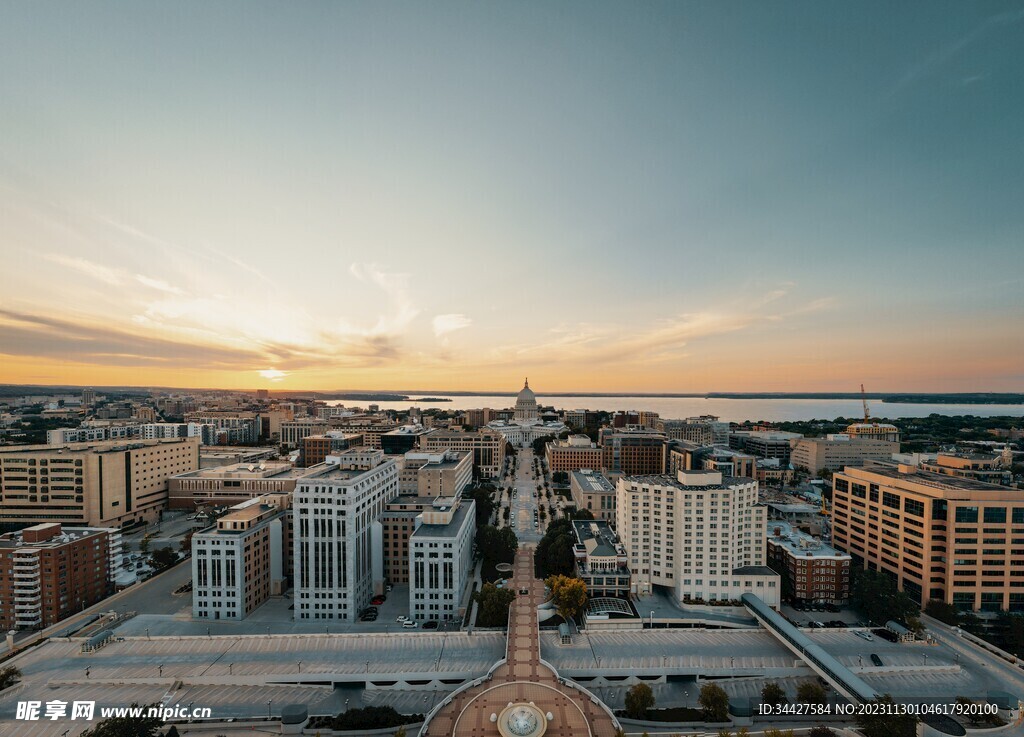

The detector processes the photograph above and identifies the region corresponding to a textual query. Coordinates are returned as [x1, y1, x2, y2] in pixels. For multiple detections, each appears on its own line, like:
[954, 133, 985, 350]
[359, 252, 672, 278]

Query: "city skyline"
[2, 1, 1023, 393]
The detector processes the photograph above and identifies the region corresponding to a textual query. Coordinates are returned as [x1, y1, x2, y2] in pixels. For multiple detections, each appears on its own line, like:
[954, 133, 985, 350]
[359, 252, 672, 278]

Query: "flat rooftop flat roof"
[410, 499, 473, 538]
[571, 469, 614, 492]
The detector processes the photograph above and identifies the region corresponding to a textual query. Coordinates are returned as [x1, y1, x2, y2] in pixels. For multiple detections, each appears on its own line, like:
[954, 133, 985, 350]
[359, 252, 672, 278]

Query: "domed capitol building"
[487, 379, 566, 448]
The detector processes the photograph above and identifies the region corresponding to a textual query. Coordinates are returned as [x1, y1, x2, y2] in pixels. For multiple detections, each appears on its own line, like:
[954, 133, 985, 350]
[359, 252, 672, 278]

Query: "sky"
[1, 1, 1022, 393]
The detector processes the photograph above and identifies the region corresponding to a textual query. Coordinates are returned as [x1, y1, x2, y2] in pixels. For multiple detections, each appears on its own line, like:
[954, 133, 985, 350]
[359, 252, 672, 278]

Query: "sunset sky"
[1, 1, 1022, 393]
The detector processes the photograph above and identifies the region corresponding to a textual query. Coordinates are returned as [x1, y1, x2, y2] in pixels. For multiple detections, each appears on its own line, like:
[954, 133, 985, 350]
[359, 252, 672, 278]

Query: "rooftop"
[767, 521, 849, 559]
[850, 461, 1019, 494]
[571, 469, 614, 493]
[572, 519, 625, 559]
[173, 461, 314, 481]
[410, 498, 474, 539]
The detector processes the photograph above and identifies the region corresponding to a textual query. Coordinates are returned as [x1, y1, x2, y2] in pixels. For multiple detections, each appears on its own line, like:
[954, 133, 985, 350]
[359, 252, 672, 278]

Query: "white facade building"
[292, 449, 398, 621]
[616, 469, 779, 606]
[487, 379, 566, 448]
[409, 494, 476, 622]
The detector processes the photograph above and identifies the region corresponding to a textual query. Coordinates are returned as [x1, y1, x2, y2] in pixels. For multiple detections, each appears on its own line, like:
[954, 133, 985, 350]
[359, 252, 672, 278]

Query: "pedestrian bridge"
[741, 593, 879, 704]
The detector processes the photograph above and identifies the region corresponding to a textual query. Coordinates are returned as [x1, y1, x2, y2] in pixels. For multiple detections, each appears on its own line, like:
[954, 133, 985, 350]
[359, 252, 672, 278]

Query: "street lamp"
[345, 699, 349, 711]
[267, 700, 272, 718]
[85, 667, 90, 679]
[366, 659, 370, 673]
[228, 663, 233, 675]
[297, 660, 302, 673]
[158, 664, 163, 677]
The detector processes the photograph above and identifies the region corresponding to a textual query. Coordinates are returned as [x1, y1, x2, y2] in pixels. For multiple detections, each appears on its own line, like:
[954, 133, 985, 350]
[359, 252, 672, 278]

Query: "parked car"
[402, 620, 418, 628]
[872, 628, 899, 643]
[371, 596, 386, 605]
[396, 615, 407, 622]
[855, 630, 874, 641]
[870, 653, 883, 666]
[422, 620, 439, 630]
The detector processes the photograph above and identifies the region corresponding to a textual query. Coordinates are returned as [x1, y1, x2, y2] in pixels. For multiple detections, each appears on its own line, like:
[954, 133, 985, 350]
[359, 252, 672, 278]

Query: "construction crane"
[860, 383, 871, 423]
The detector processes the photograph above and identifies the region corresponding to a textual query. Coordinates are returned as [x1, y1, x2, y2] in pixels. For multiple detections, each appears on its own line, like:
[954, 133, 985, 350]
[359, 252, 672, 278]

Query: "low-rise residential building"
[0, 438, 199, 529]
[832, 461, 1024, 612]
[0, 523, 121, 630]
[616, 469, 778, 606]
[546, 435, 603, 474]
[409, 494, 476, 622]
[766, 520, 851, 606]
[756, 458, 795, 487]
[192, 494, 289, 621]
[789, 435, 899, 473]
[183, 411, 260, 444]
[572, 519, 630, 597]
[570, 469, 617, 524]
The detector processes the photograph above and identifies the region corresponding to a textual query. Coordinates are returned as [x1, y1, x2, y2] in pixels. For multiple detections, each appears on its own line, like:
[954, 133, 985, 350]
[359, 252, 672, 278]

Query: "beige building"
[399, 450, 473, 497]
[328, 420, 400, 450]
[192, 494, 289, 621]
[832, 461, 1024, 612]
[845, 422, 900, 443]
[616, 469, 778, 606]
[0, 438, 199, 529]
[380, 495, 433, 585]
[280, 419, 329, 449]
[546, 435, 603, 474]
[570, 469, 617, 523]
[422, 429, 507, 479]
[789, 435, 899, 473]
[920, 452, 1013, 486]
[168, 460, 322, 509]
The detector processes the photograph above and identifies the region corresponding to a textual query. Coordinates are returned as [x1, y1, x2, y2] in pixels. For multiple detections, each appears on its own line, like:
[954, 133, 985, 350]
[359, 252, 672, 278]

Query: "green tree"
[179, 531, 194, 554]
[761, 682, 786, 707]
[546, 575, 588, 620]
[923, 599, 960, 625]
[698, 683, 729, 722]
[856, 695, 917, 737]
[850, 568, 918, 626]
[476, 525, 518, 565]
[474, 583, 516, 627]
[79, 705, 162, 737]
[624, 682, 656, 719]
[150, 546, 179, 570]
[718, 730, 733, 737]
[796, 681, 827, 706]
[764, 730, 795, 737]
[808, 727, 836, 737]
[535, 519, 575, 578]
[955, 697, 983, 727]
[139, 535, 151, 556]
[0, 665, 21, 690]
[568, 507, 594, 521]
[394, 726, 407, 737]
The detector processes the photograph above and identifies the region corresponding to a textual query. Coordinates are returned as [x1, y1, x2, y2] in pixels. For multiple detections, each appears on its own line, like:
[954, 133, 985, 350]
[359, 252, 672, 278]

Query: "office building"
[280, 419, 329, 449]
[0, 523, 121, 630]
[381, 425, 434, 455]
[546, 435, 603, 474]
[920, 452, 1013, 486]
[0, 438, 199, 529]
[422, 429, 506, 479]
[399, 450, 473, 497]
[572, 519, 630, 597]
[616, 470, 778, 606]
[168, 460, 322, 509]
[832, 461, 1024, 611]
[301, 432, 364, 467]
[409, 494, 476, 622]
[328, 420, 399, 450]
[599, 429, 667, 476]
[570, 469, 617, 523]
[789, 435, 899, 473]
[658, 419, 714, 445]
[729, 431, 802, 462]
[292, 449, 399, 621]
[766, 520, 851, 606]
[192, 494, 288, 621]
[380, 496, 433, 585]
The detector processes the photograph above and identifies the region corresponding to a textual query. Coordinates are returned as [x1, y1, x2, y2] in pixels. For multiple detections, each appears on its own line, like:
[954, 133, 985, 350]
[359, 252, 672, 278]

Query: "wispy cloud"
[135, 275, 186, 295]
[44, 254, 125, 286]
[895, 9, 1024, 91]
[348, 263, 420, 336]
[432, 313, 472, 337]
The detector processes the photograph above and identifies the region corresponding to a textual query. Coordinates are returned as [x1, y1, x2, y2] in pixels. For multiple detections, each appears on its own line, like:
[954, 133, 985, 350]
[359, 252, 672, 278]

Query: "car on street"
[396, 615, 407, 622]
[870, 653, 883, 666]
[422, 620, 439, 629]
[855, 630, 874, 641]
[402, 620, 418, 628]
[371, 595, 386, 605]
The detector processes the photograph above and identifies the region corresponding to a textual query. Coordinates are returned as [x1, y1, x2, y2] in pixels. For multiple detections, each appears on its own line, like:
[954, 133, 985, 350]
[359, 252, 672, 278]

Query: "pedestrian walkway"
[421, 546, 619, 737]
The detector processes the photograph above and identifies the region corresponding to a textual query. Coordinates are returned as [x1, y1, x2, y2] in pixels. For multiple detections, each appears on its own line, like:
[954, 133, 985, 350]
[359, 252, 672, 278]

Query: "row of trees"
[760, 680, 827, 707]
[849, 568, 920, 631]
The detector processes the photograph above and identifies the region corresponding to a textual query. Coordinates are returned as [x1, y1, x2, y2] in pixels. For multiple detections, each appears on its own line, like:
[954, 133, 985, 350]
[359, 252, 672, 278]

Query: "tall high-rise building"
[832, 461, 1024, 612]
[599, 429, 667, 476]
[292, 449, 398, 621]
[82, 388, 95, 407]
[616, 469, 778, 605]
[408, 494, 476, 622]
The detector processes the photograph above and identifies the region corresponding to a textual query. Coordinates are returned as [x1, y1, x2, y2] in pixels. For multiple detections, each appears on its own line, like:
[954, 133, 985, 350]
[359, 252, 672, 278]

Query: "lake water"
[328, 395, 1024, 423]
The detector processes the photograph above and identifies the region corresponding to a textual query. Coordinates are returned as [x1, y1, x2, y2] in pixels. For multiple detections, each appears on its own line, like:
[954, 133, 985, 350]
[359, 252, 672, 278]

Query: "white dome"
[516, 378, 536, 403]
